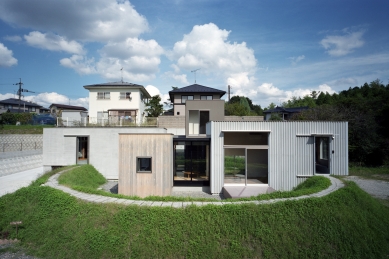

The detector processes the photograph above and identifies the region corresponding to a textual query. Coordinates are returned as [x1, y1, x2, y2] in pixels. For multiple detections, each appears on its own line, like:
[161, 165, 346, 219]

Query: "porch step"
[223, 186, 275, 199]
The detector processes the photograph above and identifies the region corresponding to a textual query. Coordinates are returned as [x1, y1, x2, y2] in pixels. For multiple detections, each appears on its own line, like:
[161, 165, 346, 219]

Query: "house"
[83, 82, 151, 124]
[43, 83, 348, 198]
[0, 98, 46, 113]
[263, 106, 309, 120]
[49, 104, 87, 115]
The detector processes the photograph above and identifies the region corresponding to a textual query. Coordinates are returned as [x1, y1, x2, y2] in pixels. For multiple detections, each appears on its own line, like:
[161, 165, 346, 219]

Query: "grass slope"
[349, 165, 389, 181]
[0, 177, 388, 258]
[58, 165, 331, 202]
[0, 125, 54, 134]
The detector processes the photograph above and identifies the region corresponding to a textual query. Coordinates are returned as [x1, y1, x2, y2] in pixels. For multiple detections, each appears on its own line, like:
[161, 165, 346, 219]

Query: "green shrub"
[58, 165, 107, 189]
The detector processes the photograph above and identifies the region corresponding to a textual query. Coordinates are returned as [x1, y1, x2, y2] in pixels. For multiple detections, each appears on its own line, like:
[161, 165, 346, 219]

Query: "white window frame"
[120, 92, 131, 100]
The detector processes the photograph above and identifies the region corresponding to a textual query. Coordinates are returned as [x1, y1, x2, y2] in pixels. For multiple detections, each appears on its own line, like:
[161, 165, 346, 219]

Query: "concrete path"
[0, 166, 44, 197]
[43, 168, 345, 208]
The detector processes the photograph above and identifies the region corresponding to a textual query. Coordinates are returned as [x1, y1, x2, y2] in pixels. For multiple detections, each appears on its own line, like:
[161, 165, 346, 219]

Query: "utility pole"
[13, 78, 35, 113]
[14, 78, 23, 113]
[228, 85, 232, 102]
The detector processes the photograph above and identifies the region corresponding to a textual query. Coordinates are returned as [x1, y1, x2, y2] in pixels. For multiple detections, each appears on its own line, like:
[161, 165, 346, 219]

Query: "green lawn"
[0, 125, 54, 134]
[349, 165, 389, 181]
[0, 174, 388, 258]
[58, 165, 331, 202]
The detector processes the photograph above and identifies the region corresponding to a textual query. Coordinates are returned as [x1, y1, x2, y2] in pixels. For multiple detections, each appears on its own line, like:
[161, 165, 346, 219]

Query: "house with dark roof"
[83, 82, 151, 124]
[0, 98, 46, 114]
[263, 106, 309, 120]
[43, 83, 348, 198]
[49, 103, 87, 114]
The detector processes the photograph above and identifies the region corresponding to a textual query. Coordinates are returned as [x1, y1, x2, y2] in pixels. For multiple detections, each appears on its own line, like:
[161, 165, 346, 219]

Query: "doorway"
[315, 136, 330, 174]
[77, 137, 88, 165]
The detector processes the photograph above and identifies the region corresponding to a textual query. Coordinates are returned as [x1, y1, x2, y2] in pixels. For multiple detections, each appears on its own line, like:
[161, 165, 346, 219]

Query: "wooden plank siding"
[118, 134, 173, 197]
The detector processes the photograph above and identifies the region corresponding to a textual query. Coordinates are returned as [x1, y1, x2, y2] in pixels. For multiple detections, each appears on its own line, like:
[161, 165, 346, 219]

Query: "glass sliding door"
[224, 148, 246, 184]
[173, 140, 210, 185]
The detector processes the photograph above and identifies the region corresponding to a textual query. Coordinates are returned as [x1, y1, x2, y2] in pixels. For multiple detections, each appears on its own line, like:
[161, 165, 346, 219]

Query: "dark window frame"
[137, 157, 152, 173]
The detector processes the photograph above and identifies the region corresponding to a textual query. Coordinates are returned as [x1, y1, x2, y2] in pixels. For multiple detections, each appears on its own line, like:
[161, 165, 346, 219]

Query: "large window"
[120, 92, 131, 100]
[224, 132, 269, 185]
[320, 138, 329, 160]
[174, 141, 210, 185]
[137, 157, 152, 172]
[97, 92, 110, 100]
[181, 95, 194, 103]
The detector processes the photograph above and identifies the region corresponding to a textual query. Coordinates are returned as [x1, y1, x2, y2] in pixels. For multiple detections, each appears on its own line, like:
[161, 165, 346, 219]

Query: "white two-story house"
[83, 82, 151, 124]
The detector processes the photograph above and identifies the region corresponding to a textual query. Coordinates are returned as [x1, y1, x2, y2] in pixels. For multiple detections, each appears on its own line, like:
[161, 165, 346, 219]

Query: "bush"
[1, 113, 34, 125]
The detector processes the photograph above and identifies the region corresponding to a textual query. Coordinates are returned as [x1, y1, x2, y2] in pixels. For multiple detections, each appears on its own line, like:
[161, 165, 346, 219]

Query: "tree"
[225, 102, 250, 116]
[145, 95, 163, 117]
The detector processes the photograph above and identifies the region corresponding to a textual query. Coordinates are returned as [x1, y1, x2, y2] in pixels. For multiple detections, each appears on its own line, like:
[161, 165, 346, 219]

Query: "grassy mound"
[56, 165, 331, 202]
[0, 179, 388, 258]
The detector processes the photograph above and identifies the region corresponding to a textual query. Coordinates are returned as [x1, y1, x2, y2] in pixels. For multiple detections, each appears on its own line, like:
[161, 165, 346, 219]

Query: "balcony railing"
[56, 116, 157, 127]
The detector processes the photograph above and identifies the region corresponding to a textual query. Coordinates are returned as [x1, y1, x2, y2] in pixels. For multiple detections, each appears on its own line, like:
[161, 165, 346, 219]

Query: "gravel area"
[0, 240, 39, 259]
[344, 176, 389, 199]
[100, 181, 225, 200]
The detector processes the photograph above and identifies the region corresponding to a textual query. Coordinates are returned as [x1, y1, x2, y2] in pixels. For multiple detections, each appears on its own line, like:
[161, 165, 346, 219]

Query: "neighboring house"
[0, 98, 46, 113]
[49, 104, 87, 116]
[263, 106, 309, 120]
[83, 82, 151, 124]
[60, 110, 88, 126]
[43, 84, 348, 198]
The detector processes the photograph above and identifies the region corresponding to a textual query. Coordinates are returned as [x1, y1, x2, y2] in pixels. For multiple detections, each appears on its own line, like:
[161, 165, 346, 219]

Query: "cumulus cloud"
[321, 30, 365, 56]
[60, 55, 97, 75]
[4, 35, 22, 42]
[169, 23, 257, 86]
[0, 0, 148, 42]
[25, 31, 84, 54]
[0, 43, 17, 67]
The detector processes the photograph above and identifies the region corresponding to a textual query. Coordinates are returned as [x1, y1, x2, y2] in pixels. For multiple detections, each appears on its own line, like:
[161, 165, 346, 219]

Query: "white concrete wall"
[43, 127, 167, 179]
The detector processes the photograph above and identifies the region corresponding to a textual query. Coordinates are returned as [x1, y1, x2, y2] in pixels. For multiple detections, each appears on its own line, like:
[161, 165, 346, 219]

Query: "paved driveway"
[344, 176, 389, 200]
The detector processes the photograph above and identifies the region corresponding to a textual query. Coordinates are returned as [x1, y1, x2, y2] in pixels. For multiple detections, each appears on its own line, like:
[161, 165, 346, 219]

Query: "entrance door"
[315, 137, 330, 174]
[77, 137, 88, 165]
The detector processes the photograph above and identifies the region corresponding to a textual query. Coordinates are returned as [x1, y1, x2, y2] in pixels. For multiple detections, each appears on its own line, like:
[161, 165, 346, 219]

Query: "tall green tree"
[145, 95, 163, 117]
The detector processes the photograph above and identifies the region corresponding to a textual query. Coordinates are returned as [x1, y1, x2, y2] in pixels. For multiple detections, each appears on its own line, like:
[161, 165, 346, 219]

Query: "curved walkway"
[44, 169, 344, 208]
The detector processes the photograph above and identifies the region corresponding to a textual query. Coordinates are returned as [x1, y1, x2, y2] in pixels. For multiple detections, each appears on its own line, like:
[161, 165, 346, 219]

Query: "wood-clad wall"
[118, 134, 173, 197]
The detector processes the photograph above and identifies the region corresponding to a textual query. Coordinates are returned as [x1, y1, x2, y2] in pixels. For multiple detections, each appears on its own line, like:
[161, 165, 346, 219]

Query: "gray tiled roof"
[49, 103, 87, 111]
[169, 84, 226, 100]
[0, 98, 41, 107]
[263, 106, 309, 114]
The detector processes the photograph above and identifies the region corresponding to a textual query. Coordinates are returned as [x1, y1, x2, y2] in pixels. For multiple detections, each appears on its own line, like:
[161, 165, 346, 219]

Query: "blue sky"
[0, 0, 388, 110]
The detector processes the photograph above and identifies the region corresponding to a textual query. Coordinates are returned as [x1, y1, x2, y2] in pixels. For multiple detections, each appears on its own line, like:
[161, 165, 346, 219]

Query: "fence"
[0, 134, 43, 152]
[56, 116, 158, 127]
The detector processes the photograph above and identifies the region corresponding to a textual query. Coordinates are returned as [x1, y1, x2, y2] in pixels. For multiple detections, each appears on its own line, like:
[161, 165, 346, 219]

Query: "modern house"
[43, 83, 348, 198]
[263, 106, 309, 120]
[0, 98, 47, 114]
[83, 82, 151, 124]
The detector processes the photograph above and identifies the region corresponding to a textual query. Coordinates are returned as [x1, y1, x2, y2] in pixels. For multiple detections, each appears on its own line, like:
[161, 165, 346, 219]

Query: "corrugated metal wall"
[209, 121, 348, 194]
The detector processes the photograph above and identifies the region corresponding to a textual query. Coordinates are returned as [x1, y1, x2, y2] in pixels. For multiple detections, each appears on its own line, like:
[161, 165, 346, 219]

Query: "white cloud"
[60, 55, 97, 75]
[1, 92, 89, 110]
[0, 0, 148, 43]
[164, 71, 189, 85]
[4, 35, 22, 42]
[170, 23, 257, 87]
[145, 85, 169, 105]
[321, 30, 365, 56]
[24, 92, 89, 109]
[288, 55, 305, 65]
[25, 31, 84, 54]
[0, 43, 17, 67]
